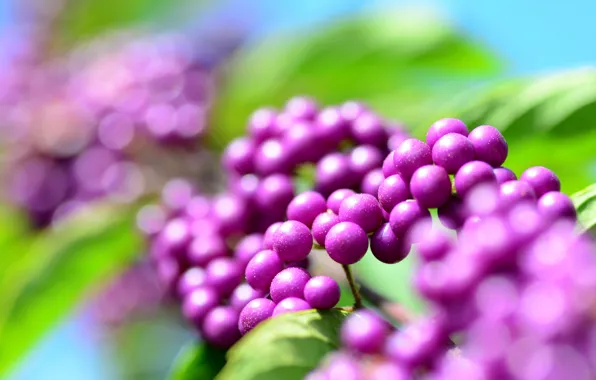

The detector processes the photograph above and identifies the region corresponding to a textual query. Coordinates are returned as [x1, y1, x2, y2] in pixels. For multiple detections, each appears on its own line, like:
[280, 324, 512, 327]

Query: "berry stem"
[342, 264, 363, 309]
[356, 281, 414, 324]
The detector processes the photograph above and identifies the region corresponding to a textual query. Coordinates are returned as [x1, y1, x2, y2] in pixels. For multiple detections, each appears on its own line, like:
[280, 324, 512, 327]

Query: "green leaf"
[209, 7, 502, 150]
[169, 342, 227, 380]
[0, 202, 142, 375]
[216, 309, 349, 380]
[572, 183, 596, 234]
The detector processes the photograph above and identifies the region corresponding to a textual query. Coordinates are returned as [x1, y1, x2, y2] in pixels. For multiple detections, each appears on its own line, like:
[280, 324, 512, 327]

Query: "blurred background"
[0, 0, 595, 379]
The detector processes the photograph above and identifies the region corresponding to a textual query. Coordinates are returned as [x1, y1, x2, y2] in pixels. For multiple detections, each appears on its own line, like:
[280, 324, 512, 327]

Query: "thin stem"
[357, 281, 414, 324]
[342, 264, 363, 310]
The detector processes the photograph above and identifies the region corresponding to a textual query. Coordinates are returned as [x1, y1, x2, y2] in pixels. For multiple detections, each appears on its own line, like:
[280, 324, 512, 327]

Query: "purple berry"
[234, 233, 264, 268]
[205, 257, 243, 297]
[410, 165, 452, 209]
[285, 258, 310, 270]
[349, 145, 384, 179]
[303, 276, 341, 309]
[254, 139, 291, 175]
[211, 194, 248, 237]
[162, 179, 195, 214]
[245, 249, 284, 292]
[370, 223, 411, 264]
[287, 191, 328, 228]
[315, 107, 350, 147]
[432, 133, 476, 174]
[426, 118, 468, 148]
[382, 151, 398, 177]
[499, 180, 536, 208]
[378, 174, 410, 213]
[184, 196, 211, 220]
[248, 107, 277, 143]
[325, 222, 369, 265]
[493, 167, 517, 184]
[155, 258, 181, 296]
[230, 283, 266, 311]
[272, 220, 313, 262]
[177, 267, 207, 298]
[182, 286, 220, 327]
[468, 125, 508, 167]
[285, 96, 318, 120]
[158, 217, 192, 259]
[340, 101, 369, 122]
[338, 193, 383, 233]
[393, 139, 433, 180]
[202, 306, 241, 348]
[327, 188, 356, 214]
[384, 318, 446, 367]
[361, 169, 384, 196]
[351, 112, 387, 148]
[272, 297, 312, 316]
[312, 212, 340, 246]
[417, 227, 452, 262]
[187, 234, 228, 267]
[387, 131, 409, 151]
[537, 191, 577, 220]
[222, 137, 255, 175]
[283, 121, 320, 164]
[136, 204, 167, 237]
[263, 222, 283, 249]
[389, 200, 431, 238]
[341, 310, 389, 354]
[315, 153, 358, 196]
[238, 298, 276, 335]
[437, 196, 465, 230]
[520, 166, 561, 198]
[454, 161, 497, 198]
[270, 267, 311, 303]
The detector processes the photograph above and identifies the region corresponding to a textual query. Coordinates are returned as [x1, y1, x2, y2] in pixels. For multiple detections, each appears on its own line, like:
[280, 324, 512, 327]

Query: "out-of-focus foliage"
[208, 8, 502, 149]
[0, 202, 142, 375]
[169, 342, 227, 380]
[573, 183, 596, 235]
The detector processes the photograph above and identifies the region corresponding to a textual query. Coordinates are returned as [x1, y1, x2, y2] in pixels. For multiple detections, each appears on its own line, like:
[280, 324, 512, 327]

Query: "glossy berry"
[349, 145, 384, 179]
[205, 257, 243, 297]
[283, 121, 320, 164]
[315, 106, 350, 147]
[537, 191, 577, 220]
[234, 233, 264, 268]
[222, 137, 255, 175]
[426, 118, 468, 148]
[520, 166, 561, 198]
[410, 165, 452, 209]
[493, 167, 517, 184]
[432, 133, 476, 174]
[287, 191, 327, 228]
[370, 223, 411, 264]
[248, 107, 277, 143]
[454, 161, 497, 198]
[338, 193, 383, 233]
[202, 306, 241, 348]
[341, 310, 390, 354]
[187, 235, 227, 267]
[177, 267, 207, 298]
[315, 153, 358, 196]
[378, 174, 410, 213]
[361, 169, 384, 196]
[182, 286, 219, 327]
[351, 112, 388, 148]
[285, 96, 318, 120]
[245, 249, 284, 291]
[384, 318, 446, 367]
[230, 283, 266, 311]
[416, 227, 452, 262]
[389, 200, 431, 238]
[499, 180, 536, 208]
[238, 298, 276, 335]
[263, 222, 282, 249]
[303, 276, 341, 309]
[382, 151, 399, 177]
[254, 139, 291, 175]
[325, 222, 369, 265]
[311, 212, 340, 246]
[270, 267, 311, 303]
[327, 189, 356, 214]
[272, 220, 313, 262]
[272, 297, 312, 316]
[467, 125, 508, 167]
[393, 139, 433, 180]
[255, 174, 294, 211]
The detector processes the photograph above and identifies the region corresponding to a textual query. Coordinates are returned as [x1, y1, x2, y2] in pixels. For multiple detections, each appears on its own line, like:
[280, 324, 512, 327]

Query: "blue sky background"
[3, 0, 596, 379]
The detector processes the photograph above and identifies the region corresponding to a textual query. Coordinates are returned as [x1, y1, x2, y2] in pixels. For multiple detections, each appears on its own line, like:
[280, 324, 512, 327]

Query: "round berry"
[378, 174, 410, 213]
[338, 193, 383, 233]
[349, 145, 384, 179]
[454, 161, 497, 198]
[393, 139, 433, 180]
[426, 118, 468, 148]
[282, 121, 321, 164]
[312, 212, 340, 246]
[499, 180, 536, 208]
[222, 137, 255, 175]
[432, 133, 476, 174]
[234, 233, 264, 268]
[341, 310, 389, 354]
[202, 306, 241, 348]
[272, 220, 313, 262]
[245, 249, 284, 292]
[537, 191, 577, 220]
[270, 267, 311, 303]
[370, 223, 411, 264]
[437, 196, 465, 230]
[162, 179, 195, 214]
[351, 112, 387, 148]
[187, 235, 227, 267]
[327, 188, 356, 214]
[361, 169, 384, 196]
[159, 218, 192, 259]
[315, 153, 358, 196]
[211, 194, 248, 237]
[177, 267, 207, 298]
[238, 298, 276, 335]
[382, 151, 399, 177]
[303, 276, 341, 309]
[205, 257, 243, 297]
[272, 297, 312, 316]
[248, 107, 277, 143]
[493, 167, 517, 184]
[388, 131, 409, 151]
[384, 318, 447, 367]
[340, 100, 369, 122]
[182, 286, 219, 327]
[230, 283, 266, 311]
[417, 227, 452, 262]
[263, 222, 283, 249]
[325, 222, 369, 265]
[285, 95, 318, 120]
[255, 174, 294, 211]
[254, 138, 291, 175]
[520, 166, 561, 198]
[468, 125, 508, 167]
[287, 191, 327, 228]
[315, 106, 350, 147]
[389, 200, 431, 238]
[410, 165, 452, 209]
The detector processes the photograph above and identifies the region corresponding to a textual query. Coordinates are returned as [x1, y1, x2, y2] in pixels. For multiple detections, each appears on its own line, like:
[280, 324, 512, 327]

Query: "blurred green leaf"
[0, 202, 142, 375]
[209, 7, 502, 149]
[572, 183, 596, 234]
[216, 309, 348, 380]
[169, 342, 227, 380]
